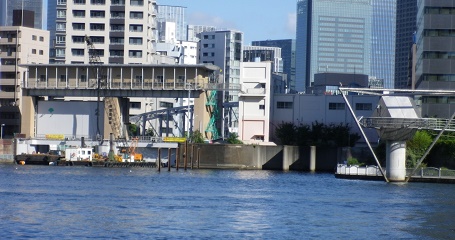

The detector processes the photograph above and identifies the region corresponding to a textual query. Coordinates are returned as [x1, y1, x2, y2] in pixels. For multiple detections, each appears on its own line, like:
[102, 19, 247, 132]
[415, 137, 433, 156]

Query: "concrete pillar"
[386, 141, 407, 182]
[310, 146, 316, 172]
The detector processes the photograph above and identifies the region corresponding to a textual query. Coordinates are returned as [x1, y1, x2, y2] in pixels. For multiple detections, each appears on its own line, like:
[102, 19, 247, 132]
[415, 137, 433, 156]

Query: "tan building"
[0, 26, 49, 138]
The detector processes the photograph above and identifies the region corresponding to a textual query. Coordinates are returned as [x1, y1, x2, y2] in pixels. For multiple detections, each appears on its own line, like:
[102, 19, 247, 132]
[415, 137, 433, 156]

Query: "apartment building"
[49, 0, 157, 64]
[0, 26, 49, 138]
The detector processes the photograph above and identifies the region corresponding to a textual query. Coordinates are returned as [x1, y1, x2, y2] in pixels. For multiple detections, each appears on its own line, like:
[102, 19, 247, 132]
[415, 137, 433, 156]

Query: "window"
[59, 75, 67, 82]
[32, 49, 37, 54]
[90, 10, 105, 18]
[259, 105, 265, 110]
[111, 11, 125, 18]
[129, 37, 142, 45]
[90, 0, 105, 4]
[72, 23, 85, 30]
[32, 35, 37, 40]
[90, 23, 105, 31]
[111, 37, 124, 44]
[129, 50, 142, 58]
[111, 0, 125, 5]
[329, 102, 345, 110]
[130, 12, 143, 19]
[57, 10, 66, 18]
[39, 75, 47, 82]
[79, 75, 87, 82]
[72, 36, 84, 43]
[72, 49, 84, 56]
[177, 76, 185, 82]
[355, 103, 372, 111]
[160, 101, 173, 108]
[73, 10, 85, 17]
[55, 35, 66, 43]
[39, 50, 43, 55]
[130, 0, 143, 6]
[110, 50, 123, 57]
[277, 101, 293, 109]
[74, 0, 86, 4]
[156, 75, 163, 82]
[130, 102, 141, 109]
[111, 24, 125, 31]
[39, 36, 44, 41]
[57, 0, 67, 4]
[129, 25, 143, 32]
[56, 23, 66, 31]
[56, 49, 65, 57]
[90, 36, 104, 43]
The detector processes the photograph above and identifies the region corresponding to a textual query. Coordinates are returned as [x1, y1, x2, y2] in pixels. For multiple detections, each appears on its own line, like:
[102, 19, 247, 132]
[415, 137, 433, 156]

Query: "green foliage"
[347, 157, 364, 166]
[128, 124, 139, 136]
[275, 122, 296, 145]
[275, 121, 359, 147]
[406, 130, 432, 168]
[189, 130, 205, 144]
[145, 128, 154, 137]
[227, 133, 243, 144]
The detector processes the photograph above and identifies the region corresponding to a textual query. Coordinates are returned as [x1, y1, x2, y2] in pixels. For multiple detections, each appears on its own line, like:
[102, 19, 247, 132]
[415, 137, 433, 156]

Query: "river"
[0, 164, 453, 239]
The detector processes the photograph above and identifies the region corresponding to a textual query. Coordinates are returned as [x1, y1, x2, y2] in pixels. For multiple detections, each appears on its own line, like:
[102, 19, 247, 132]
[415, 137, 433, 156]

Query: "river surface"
[0, 164, 454, 239]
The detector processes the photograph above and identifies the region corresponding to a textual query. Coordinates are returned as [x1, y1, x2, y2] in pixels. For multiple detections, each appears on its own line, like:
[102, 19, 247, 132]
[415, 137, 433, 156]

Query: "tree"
[275, 122, 296, 145]
[406, 130, 432, 168]
[227, 133, 243, 144]
[189, 130, 204, 143]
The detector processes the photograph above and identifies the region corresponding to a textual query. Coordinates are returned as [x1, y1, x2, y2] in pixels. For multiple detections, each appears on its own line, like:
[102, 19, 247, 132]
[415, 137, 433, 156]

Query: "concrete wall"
[178, 144, 339, 171]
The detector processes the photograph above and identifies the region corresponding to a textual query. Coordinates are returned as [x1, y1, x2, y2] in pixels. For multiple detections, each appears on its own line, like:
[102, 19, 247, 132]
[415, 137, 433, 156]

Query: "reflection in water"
[0, 165, 454, 239]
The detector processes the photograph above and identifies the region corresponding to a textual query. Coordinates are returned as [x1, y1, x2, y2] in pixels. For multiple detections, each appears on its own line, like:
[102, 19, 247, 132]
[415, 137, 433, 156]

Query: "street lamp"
[1, 124, 5, 139]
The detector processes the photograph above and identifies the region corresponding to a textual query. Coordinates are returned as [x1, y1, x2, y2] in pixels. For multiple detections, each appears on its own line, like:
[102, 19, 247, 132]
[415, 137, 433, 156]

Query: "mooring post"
[158, 148, 161, 172]
[168, 148, 171, 172]
[197, 148, 201, 169]
[191, 145, 194, 169]
[176, 147, 180, 171]
[184, 141, 188, 170]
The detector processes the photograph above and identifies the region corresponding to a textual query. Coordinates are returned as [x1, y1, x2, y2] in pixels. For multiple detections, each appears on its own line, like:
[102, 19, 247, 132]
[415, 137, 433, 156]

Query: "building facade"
[199, 30, 243, 137]
[395, 1, 417, 89]
[296, 0, 372, 93]
[48, 0, 157, 64]
[371, 0, 396, 89]
[0, 26, 49, 138]
[243, 46, 283, 73]
[187, 25, 217, 42]
[416, 0, 455, 118]
[0, 0, 46, 29]
[156, 5, 186, 42]
[252, 39, 296, 92]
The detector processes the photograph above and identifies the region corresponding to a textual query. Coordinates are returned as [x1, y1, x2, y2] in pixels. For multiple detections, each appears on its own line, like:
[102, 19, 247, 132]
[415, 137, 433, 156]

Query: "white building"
[0, 26, 49, 138]
[50, 0, 157, 64]
[238, 62, 272, 144]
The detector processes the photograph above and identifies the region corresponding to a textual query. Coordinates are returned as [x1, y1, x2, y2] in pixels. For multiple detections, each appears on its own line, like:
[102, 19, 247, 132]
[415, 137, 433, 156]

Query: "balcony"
[239, 88, 266, 96]
[0, 91, 16, 98]
[0, 52, 17, 58]
[0, 38, 18, 44]
[0, 78, 16, 85]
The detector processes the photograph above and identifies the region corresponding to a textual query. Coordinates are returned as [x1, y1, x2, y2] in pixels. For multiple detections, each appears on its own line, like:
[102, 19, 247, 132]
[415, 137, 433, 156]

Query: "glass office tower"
[296, 0, 372, 92]
[0, 0, 46, 29]
[371, 0, 396, 89]
[157, 5, 187, 42]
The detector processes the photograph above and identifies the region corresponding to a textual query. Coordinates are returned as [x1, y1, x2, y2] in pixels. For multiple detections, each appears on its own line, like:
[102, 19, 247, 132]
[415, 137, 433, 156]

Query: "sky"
[158, 0, 297, 45]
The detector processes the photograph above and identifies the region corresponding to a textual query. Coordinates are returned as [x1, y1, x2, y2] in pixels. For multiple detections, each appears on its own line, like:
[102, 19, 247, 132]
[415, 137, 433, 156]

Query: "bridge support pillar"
[386, 141, 406, 182]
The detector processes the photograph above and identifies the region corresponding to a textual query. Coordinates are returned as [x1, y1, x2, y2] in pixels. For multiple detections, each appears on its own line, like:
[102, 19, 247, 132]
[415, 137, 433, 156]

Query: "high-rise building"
[416, 0, 455, 118]
[296, 0, 373, 93]
[157, 5, 186, 42]
[371, 0, 396, 89]
[48, 0, 157, 64]
[0, 0, 46, 29]
[0, 26, 49, 137]
[187, 25, 217, 42]
[252, 39, 295, 92]
[199, 30, 243, 136]
[395, 1, 417, 89]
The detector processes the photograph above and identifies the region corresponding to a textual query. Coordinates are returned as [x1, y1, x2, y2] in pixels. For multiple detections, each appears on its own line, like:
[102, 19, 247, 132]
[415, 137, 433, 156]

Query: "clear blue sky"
[158, 0, 297, 45]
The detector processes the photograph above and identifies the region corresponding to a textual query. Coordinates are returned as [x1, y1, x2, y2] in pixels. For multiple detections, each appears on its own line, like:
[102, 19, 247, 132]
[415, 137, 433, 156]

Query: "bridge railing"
[337, 164, 455, 179]
[360, 117, 455, 131]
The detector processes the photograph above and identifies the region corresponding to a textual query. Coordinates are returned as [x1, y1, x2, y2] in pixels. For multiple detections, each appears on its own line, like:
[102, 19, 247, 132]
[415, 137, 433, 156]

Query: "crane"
[85, 35, 104, 144]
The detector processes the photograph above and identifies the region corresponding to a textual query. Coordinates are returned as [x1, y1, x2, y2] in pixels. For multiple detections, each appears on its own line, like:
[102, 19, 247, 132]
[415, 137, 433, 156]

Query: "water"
[1, 165, 454, 239]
